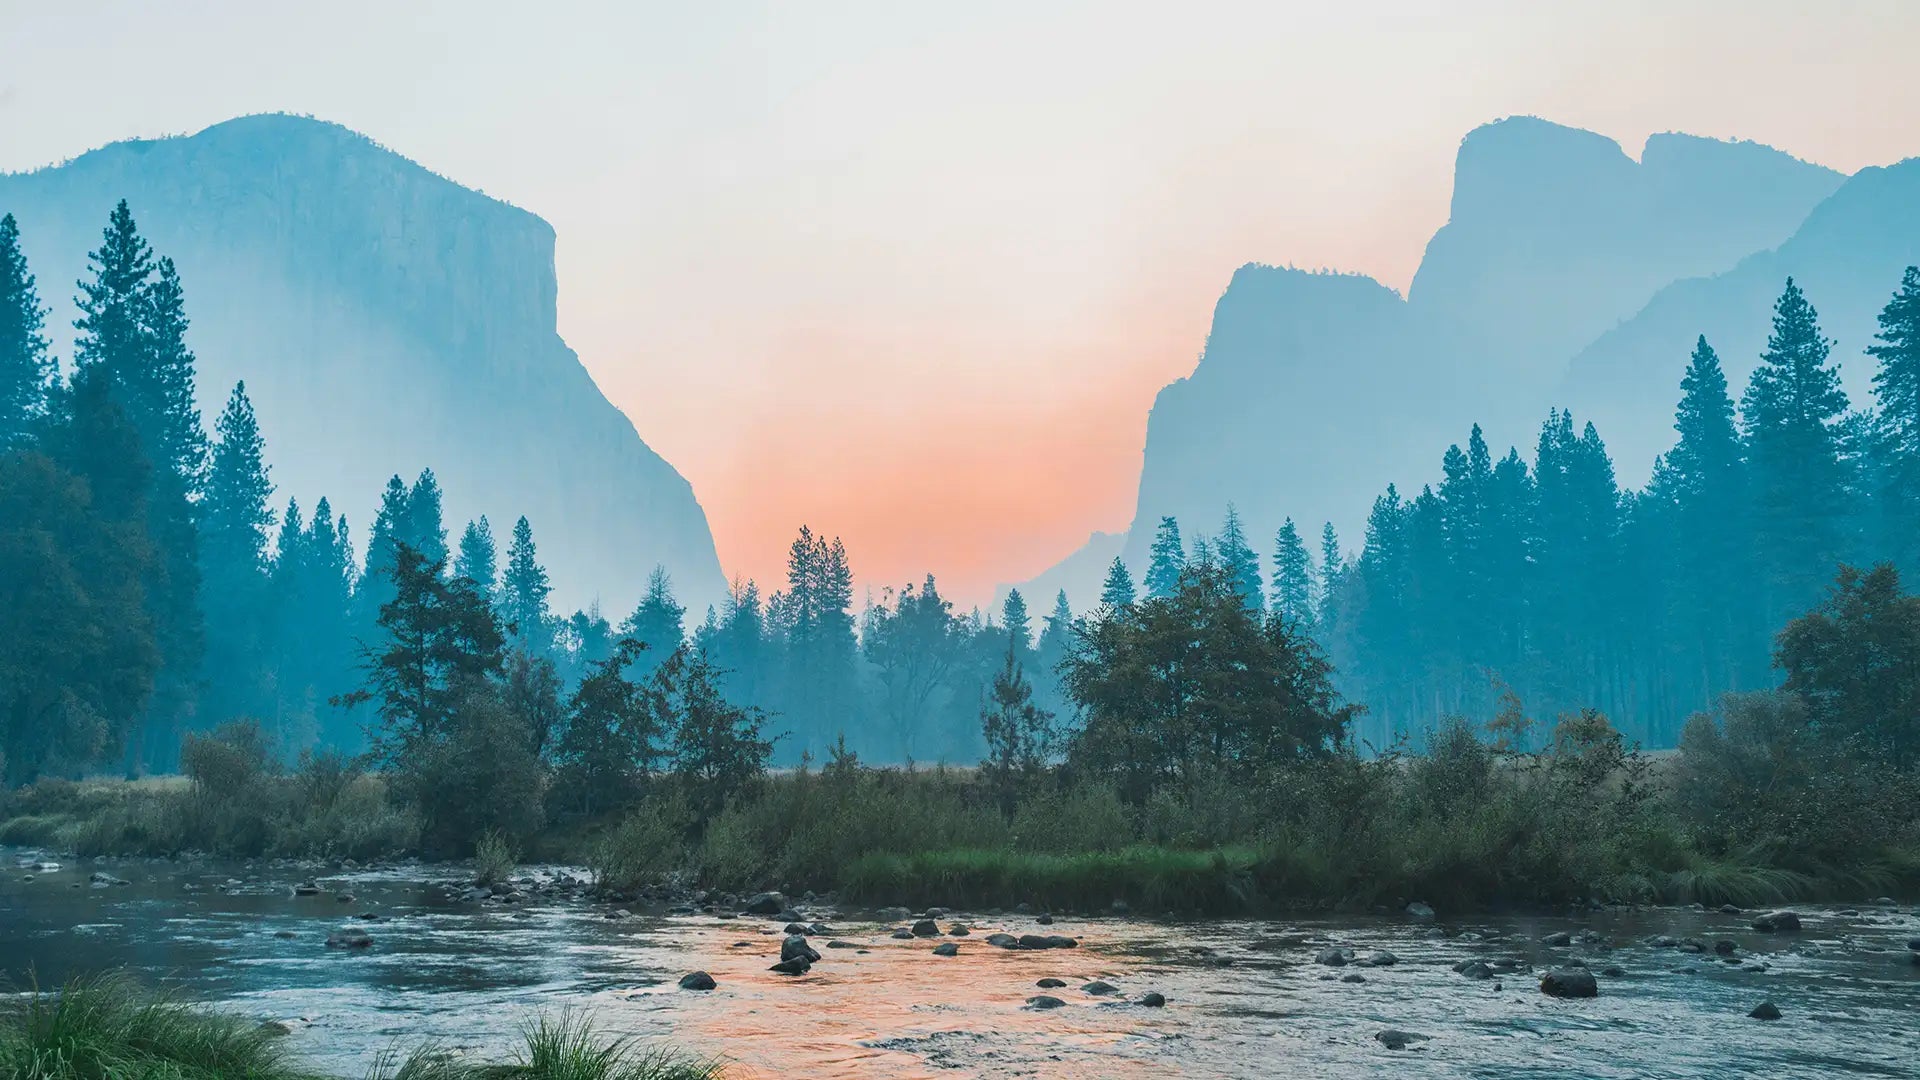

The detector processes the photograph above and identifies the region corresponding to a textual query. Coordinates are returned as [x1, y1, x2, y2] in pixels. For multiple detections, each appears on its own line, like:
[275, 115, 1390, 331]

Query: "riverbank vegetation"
[3, 205, 1920, 914]
[0, 975, 721, 1080]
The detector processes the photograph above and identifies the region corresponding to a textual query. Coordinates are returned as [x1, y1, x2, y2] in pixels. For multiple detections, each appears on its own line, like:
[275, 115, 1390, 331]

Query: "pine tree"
[72, 202, 204, 769]
[621, 565, 686, 670]
[1269, 518, 1315, 631]
[1317, 522, 1342, 626]
[1144, 516, 1185, 598]
[1001, 588, 1033, 655]
[405, 468, 449, 567]
[1742, 278, 1851, 628]
[1216, 504, 1263, 610]
[198, 382, 276, 723]
[1869, 266, 1920, 573]
[499, 515, 553, 652]
[0, 213, 53, 447]
[1099, 557, 1137, 609]
[455, 517, 498, 602]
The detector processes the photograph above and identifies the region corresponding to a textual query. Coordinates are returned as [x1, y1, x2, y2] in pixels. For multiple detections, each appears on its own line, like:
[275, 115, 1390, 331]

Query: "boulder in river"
[678, 971, 716, 991]
[1025, 995, 1065, 1010]
[1375, 1030, 1429, 1051]
[1540, 969, 1598, 998]
[890, 929, 915, 940]
[1541, 931, 1573, 947]
[1138, 991, 1166, 1007]
[1018, 933, 1078, 950]
[769, 957, 812, 975]
[1036, 978, 1066, 988]
[1714, 940, 1737, 956]
[986, 933, 1020, 949]
[742, 892, 786, 916]
[88, 871, 130, 888]
[1749, 1001, 1782, 1020]
[1361, 951, 1398, 967]
[947, 924, 970, 936]
[1405, 901, 1436, 920]
[910, 919, 940, 937]
[781, 934, 821, 964]
[293, 882, 320, 896]
[1036, 913, 1054, 925]
[324, 928, 373, 950]
[783, 922, 810, 935]
[1456, 961, 1493, 980]
[1751, 910, 1801, 933]
[1315, 947, 1350, 967]
[1082, 980, 1118, 995]
[931, 943, 958, 957]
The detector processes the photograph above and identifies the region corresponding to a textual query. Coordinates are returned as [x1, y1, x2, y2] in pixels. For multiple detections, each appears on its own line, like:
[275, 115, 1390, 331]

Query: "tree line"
[1116, 271, 1920, 750]
[5, 199, 1920, 791]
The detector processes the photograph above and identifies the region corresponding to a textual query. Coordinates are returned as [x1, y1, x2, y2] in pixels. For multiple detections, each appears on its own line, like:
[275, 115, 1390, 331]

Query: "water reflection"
[5, 851, 1917, 1078]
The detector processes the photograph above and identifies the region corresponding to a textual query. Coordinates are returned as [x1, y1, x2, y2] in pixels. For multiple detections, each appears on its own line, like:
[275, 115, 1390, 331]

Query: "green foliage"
[473, 829, 518, 887]
[589, 789, 692, 892]
[0, 212, 53, 448]
[0, 973, 301, 1080]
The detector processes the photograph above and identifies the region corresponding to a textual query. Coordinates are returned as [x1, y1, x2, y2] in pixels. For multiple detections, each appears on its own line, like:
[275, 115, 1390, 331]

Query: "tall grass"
[0, 973, 305, 1080]
[0, 978, 721, 1080]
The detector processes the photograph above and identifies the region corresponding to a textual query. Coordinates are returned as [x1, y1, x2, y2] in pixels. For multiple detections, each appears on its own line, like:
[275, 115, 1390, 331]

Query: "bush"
[592, 791, 693, 892]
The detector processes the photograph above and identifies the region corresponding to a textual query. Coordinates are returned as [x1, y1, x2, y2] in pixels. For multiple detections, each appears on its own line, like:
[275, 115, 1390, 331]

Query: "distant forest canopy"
[4, 200, 1920, 782]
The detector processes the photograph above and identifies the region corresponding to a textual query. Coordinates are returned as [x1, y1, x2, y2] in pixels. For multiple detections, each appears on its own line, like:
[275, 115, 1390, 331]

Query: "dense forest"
[3, 201, 1920, 784]
[4, 200, 1918, 913]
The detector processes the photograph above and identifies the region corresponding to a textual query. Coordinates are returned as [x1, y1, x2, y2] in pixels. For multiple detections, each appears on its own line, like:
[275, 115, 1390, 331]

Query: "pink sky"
[8, 2, 1920, 606]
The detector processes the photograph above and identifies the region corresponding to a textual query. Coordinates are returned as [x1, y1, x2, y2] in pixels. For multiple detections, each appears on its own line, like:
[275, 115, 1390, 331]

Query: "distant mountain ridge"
[1011, 116, 1861, 610]
[0, 114, 726, 616]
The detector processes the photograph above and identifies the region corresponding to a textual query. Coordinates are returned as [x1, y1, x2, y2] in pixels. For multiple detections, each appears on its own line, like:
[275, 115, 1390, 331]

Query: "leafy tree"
[1099, 557, 1136, 610]
[345, 543, 507, 771]
[499, 515, 554, 652]
[1062, 558, 1356, 801]
[1869, 267, 1920, 573]
[670, 646, 774, 817]
[0, 213, 53, 447]
[1775, 563, 1920, 768]
[1144, 516, 1185, 599]
[979, 640, 1055, 808]
[863, 574, 959, 757]
[552, 637, 663, 815]
[455, 517, 498, 602]
[1742, 278, 1851, 628]
[1269, 518, 1315, 631]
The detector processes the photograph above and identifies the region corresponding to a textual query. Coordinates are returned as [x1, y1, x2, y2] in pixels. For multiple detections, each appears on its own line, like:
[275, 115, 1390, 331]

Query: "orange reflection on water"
[610, 917, 1179, 1079]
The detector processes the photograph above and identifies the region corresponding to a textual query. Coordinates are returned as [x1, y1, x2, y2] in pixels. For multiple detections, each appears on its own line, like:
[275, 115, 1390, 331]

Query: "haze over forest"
[10, 1, 1920, 607]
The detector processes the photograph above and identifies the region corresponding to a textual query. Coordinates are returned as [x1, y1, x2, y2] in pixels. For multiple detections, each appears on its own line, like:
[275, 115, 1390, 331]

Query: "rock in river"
[742, 892, 786, 916]
[769, 957, 812, 975]
[1316, 947, 1350, 967]
[1082, 980, 1118, 995]
[678, 971, 716, 991]
[931, 942, 958, 957]
[910, 919, 940, 937]
[781, 934, 821, 964]
[1376, 1030, 1430, 1051]
[1749, 1001, 1782, 1020]
[1540, 969, 1598, 998]
[986, 933, 1020, 949]
[1025, 995, 1066, 1010]
[1138, 991, 1166, 1007]
[1751, 910, 1801, 933]
[1018, 933, 1077, 950]
[1037, 978, 1066, 988]
[325, 927, 373, 950]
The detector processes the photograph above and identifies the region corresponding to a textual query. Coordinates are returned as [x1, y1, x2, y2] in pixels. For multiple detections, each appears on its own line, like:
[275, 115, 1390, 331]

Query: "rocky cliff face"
[1568, 156, 1920, 484]
[1, 114, 724, 614]
[1018, 117, 1847, 608]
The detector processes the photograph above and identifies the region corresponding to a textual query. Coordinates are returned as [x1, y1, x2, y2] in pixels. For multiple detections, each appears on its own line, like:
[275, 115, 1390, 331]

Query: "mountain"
[1015, 117, 1845, 608]
[1567, 156, 1920, 484]
[0, 114, 725, 616]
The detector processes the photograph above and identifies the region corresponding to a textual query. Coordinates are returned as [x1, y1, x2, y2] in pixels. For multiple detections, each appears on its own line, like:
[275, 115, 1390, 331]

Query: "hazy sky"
[6, 1, 1920, 606]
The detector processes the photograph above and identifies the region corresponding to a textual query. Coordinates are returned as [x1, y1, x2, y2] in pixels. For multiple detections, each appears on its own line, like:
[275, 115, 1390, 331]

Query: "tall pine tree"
[0, 213, 53, 446]
[500, 515, 554, 652]
[1269, 518, 1315, 631]
[198, 382, 276, 725]
[455, 517, 499, 602]
[1869, 266, 1920, 574]
[1144, 516, 1185, 599]
[1742, 278, 1851, 629]
[1216, 504, 1262, 611]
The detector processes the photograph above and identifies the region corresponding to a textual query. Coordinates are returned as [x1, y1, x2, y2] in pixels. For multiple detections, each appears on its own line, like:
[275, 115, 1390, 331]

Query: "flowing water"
[4, 850, 1917, 1078]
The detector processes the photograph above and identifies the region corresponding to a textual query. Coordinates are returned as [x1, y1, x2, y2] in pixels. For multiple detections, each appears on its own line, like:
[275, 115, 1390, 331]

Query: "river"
[4, 849, 1916, 1078]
